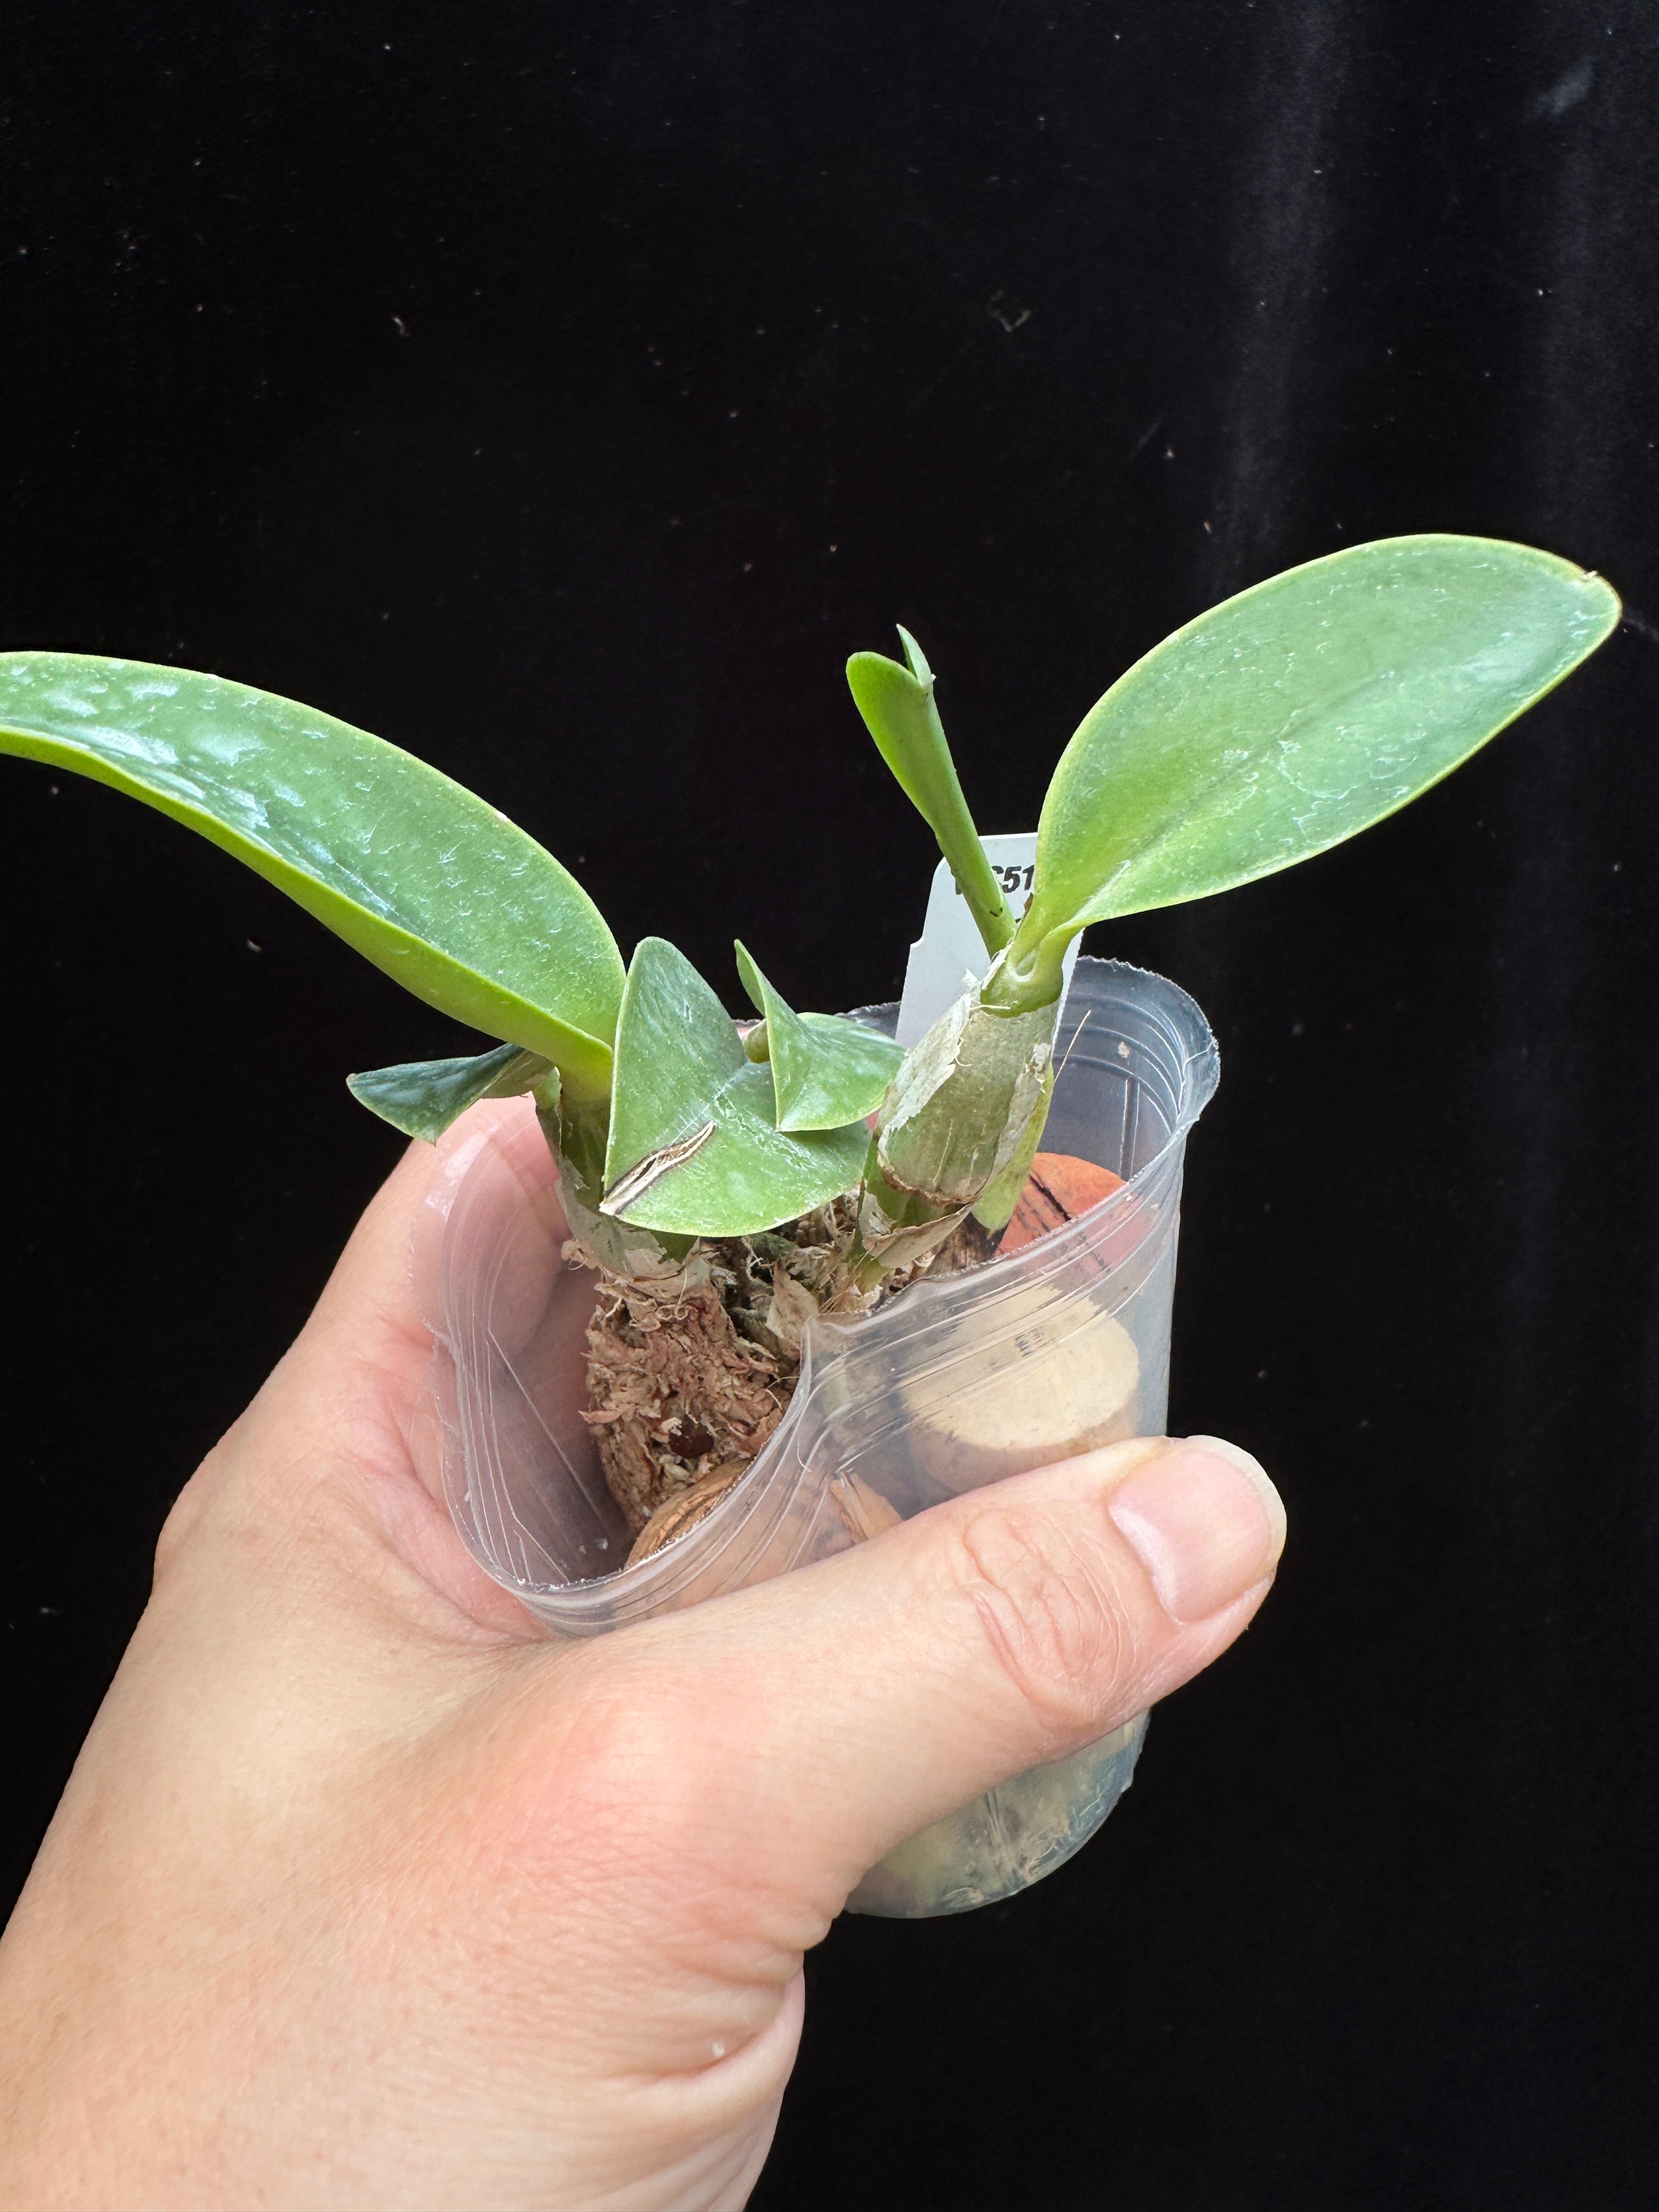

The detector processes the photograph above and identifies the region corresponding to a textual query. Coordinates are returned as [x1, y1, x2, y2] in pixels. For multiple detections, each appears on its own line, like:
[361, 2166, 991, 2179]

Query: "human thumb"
[607, 1433, 1285, 1916]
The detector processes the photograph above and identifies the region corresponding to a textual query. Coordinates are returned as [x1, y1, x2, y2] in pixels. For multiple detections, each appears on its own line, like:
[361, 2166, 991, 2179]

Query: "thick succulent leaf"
[1018, 535, 1621, 961]
[603, 937, 871, 1236]
[845, 629, 1016, 957]
[347, 1042, 551, 1143]
[733, 941, 903, 1132]
[0, 653, 624, 1096]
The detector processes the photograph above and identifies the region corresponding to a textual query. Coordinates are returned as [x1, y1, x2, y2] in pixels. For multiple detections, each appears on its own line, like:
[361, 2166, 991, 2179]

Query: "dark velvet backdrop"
[2, 3, 1656, 2204]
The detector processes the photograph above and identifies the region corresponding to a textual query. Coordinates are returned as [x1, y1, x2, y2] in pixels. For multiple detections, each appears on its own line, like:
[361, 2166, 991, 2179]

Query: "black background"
[3, 3, 1657, 2205]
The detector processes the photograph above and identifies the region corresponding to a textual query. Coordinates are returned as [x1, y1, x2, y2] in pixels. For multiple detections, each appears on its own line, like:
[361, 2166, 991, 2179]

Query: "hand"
[0, 1104, 1285, 2211]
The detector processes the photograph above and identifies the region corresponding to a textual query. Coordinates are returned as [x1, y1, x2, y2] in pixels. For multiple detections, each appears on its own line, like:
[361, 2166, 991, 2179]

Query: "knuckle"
[513, 1662, 718, 1844]
[952, 1499, 1139, 1736]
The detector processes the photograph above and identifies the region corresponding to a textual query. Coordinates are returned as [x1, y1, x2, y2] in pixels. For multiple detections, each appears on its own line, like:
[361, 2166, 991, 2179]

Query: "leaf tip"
[895, 624, 933, 688]
[732, 938, 766, 1014]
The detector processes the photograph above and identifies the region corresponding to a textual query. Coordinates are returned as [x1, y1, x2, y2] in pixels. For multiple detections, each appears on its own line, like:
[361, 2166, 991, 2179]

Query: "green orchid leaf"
[733, 941, 902, 1132]
[0, 653, 625, 1097]
[603, 937, 870, 1236]
[994, 537, 1621, 1009]
[846, 628, 1017, 959]
[346, 1042, 552, 1143]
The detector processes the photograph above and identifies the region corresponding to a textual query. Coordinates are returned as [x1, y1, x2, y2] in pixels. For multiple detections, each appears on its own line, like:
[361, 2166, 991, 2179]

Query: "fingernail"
[1107, 1438, 1285, 1624]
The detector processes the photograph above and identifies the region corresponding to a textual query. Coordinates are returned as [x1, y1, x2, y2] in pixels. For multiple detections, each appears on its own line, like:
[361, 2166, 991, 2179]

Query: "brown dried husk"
[568, 1194, 975, 1541]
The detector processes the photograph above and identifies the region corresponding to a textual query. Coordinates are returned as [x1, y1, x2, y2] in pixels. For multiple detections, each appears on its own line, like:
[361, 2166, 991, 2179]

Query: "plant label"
[895, 833, 1081, 1047]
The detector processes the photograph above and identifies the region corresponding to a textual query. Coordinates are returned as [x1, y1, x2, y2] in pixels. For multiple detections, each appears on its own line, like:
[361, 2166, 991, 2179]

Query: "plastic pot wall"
[432, 957, 1219, 1915]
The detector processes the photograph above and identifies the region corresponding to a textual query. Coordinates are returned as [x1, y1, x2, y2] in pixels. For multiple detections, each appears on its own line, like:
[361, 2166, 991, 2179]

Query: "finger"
[307, 1094, 542, 1363]
[177, 1099, 549, 1634]
[599, 1434, 1285, 1912]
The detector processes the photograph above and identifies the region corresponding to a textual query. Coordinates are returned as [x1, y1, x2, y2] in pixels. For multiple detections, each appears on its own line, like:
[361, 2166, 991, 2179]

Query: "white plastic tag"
[894, 832, 1080, 1048]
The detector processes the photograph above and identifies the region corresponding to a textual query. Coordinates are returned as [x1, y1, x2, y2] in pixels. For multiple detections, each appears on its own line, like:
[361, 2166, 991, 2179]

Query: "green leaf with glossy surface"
[846, 628, 1017, 959]
[0, 653, 625, 1096]
[603, 938, 871, 1236]
[733, 941, 902, 1132]
[347, 1042, 552, 1143]
[995, 537, 1620, 1008]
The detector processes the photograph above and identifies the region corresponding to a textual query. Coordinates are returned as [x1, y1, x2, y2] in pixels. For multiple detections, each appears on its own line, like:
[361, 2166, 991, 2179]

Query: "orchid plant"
[0, 534, 1618, 1555]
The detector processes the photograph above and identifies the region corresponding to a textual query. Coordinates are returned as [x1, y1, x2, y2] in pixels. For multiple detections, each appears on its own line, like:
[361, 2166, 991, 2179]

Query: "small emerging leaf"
[845, 629, 1016, 959]
[733, 941, 903, 1131]
[347, 1042, 551, 1143]
[603, 938, 871, 1236]
[0, 653, 625, 1097]
[996, 536, 1621, 1006]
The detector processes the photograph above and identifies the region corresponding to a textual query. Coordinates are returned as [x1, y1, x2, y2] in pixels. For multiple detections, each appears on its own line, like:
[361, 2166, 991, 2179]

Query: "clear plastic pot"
[432, 957, 1219, 1916]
